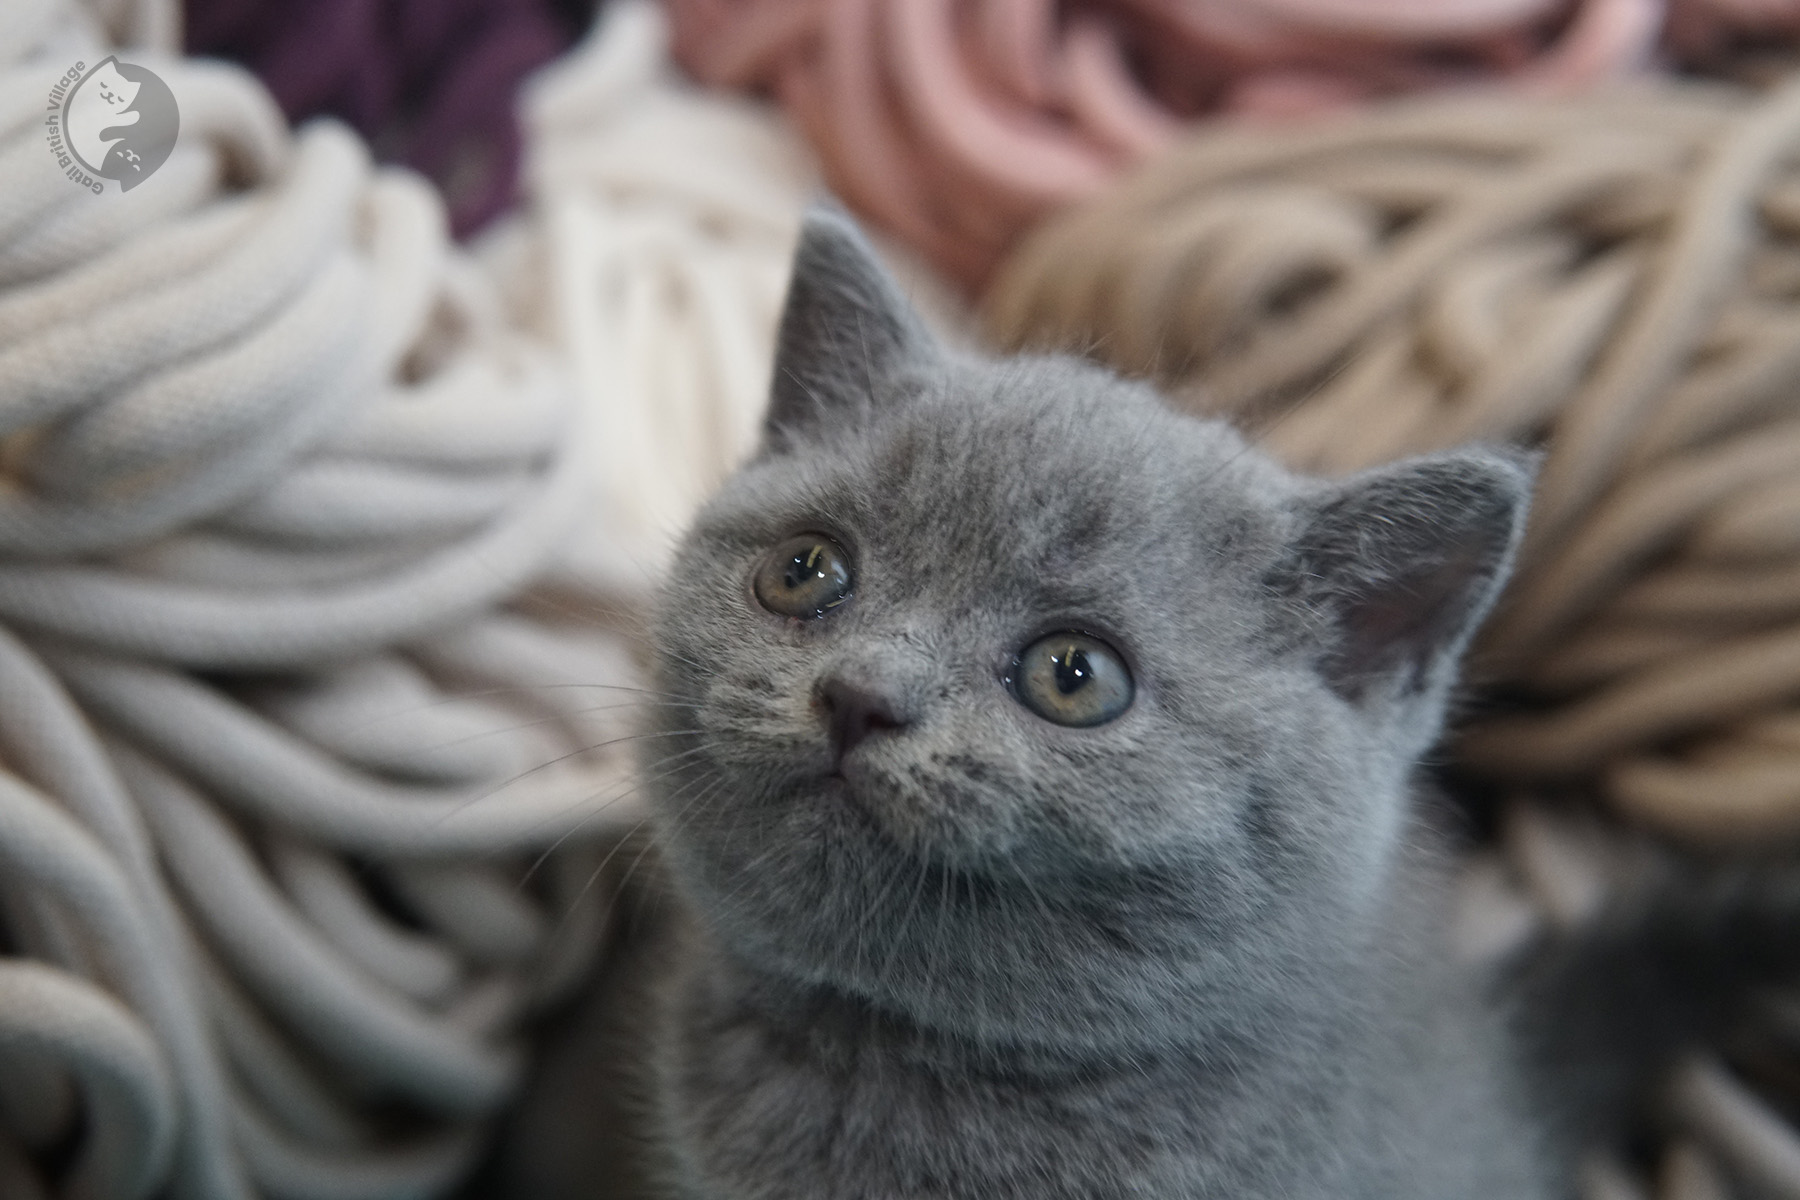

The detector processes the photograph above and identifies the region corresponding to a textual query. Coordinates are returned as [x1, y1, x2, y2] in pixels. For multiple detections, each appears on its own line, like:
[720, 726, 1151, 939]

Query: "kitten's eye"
[754, 534, 854, 619]
[1011, 633, 1133, 727]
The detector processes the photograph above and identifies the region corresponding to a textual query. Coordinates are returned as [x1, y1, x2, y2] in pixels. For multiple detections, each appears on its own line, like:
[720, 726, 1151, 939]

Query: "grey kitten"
[620, 206, 1545, 1200]
[490, 209, 1787, 1200]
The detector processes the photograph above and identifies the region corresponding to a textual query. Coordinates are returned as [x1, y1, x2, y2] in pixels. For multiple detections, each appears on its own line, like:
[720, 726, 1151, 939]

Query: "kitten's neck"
[649, 901, 1467, 1200]
[667, 907, 1380, 1086]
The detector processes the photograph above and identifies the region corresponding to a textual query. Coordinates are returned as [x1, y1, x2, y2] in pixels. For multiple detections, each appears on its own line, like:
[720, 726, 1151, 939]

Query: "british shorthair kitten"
[561, 204, 1563, 1200]
[497, 208, 1794, 1199]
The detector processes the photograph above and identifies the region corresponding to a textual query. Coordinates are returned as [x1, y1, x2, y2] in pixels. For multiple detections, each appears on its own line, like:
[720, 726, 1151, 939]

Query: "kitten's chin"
[812, 766, 1009, 868]
[812, 770, 912, 851]
[819, 761, 887, 817]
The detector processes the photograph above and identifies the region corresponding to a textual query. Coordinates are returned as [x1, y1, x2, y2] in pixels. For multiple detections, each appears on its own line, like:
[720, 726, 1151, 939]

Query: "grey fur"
[565, 207, 1560, 1200]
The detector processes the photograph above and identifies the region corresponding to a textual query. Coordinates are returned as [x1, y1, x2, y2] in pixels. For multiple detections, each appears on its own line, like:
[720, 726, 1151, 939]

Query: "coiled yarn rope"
[665, 0, 1800, 286]
[985, 78, 1800, 843]
[0, 1, 661, 1196]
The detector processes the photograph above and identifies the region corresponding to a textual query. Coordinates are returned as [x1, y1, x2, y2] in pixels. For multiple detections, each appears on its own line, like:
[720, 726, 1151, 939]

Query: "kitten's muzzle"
[817, 677, 908, 771]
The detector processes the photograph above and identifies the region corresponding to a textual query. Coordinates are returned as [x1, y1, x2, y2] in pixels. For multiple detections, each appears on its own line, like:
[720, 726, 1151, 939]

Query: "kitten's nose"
[817, 677, 908, 767]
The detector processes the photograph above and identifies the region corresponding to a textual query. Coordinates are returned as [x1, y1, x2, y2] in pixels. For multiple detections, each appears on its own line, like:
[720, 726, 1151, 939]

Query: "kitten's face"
[647, 212, 1528, 1052]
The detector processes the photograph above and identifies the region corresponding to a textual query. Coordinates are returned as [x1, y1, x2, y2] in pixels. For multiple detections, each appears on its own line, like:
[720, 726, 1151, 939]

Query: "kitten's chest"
[658, 1006, 1200, 1200]
[646, 954, 1552, 1200]
[652, 973, 1460, 1199]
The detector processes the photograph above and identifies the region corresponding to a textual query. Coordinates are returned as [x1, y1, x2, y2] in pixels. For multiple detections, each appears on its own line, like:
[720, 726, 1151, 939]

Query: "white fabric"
[482, 0, 822, 586]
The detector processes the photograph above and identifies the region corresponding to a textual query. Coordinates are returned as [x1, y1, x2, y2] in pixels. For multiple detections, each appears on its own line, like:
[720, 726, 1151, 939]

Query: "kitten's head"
[648, 208, 1531, 1054]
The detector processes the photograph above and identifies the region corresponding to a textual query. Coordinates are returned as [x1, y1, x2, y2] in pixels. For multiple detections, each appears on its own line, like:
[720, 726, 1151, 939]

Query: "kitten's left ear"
[1273, 449, 1534, 713]
[764, 205, 941, 450]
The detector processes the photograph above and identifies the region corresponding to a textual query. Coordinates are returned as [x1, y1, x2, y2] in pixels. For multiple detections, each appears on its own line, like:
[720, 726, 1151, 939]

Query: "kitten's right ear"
[763, 205, 940, 452]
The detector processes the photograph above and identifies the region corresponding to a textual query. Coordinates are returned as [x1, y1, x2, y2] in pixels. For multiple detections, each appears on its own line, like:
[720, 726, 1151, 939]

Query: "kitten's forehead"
[850, 359, 1276, 573]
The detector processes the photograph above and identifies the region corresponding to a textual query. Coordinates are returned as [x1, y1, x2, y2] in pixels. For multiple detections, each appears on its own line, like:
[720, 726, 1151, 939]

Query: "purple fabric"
[185, 0, 592, 236]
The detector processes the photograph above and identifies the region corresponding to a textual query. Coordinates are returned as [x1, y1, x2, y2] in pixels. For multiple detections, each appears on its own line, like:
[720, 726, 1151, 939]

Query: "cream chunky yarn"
[0, 2, 667, 1196]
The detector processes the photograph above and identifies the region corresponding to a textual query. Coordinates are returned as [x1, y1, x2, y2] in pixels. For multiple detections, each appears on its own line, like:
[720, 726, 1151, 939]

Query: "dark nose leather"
[817, 677, 907, 766]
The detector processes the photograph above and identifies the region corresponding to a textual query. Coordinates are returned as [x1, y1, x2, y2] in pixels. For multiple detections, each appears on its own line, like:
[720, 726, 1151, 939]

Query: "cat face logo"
[45, 57, 179, 193]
